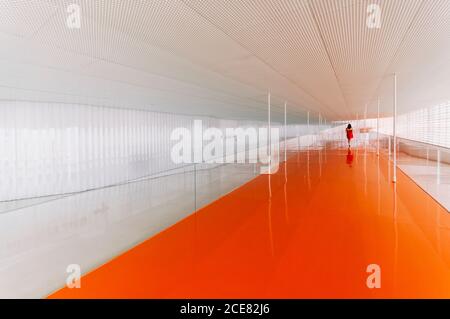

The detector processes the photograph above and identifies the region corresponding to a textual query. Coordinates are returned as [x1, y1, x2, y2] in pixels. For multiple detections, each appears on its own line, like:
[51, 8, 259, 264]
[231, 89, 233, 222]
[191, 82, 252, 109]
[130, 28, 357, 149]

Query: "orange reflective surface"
[49, 149, 450, 299]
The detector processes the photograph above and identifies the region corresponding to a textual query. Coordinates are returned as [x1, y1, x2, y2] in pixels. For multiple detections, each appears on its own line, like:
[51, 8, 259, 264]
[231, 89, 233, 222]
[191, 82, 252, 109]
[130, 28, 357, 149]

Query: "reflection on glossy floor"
[49, 148, 450, 299]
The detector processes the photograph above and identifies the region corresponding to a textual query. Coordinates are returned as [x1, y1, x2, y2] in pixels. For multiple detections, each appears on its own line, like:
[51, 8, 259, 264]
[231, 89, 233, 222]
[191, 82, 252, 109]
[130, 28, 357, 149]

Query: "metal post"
[268, 92, 272, 198]
[268, 92, 271, 175]
[319, 113, 322, 144]
[364, 103, 367, 148]
[393, 73, 397, 183]
[307, 111, 310, 148]
[194, 164, 197, 211]
[307, 111, 310, 131]
[377, 98, 380, 156]
[364, 104, 367, 130]
[437, 149, 441, 185]
[284, 102, 287, 163]
[388, 135, 391, 156]
[356, 113, 359, 146]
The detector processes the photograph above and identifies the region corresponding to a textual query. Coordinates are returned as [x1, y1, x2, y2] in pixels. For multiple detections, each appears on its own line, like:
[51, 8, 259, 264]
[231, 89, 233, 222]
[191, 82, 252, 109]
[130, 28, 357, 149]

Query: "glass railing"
[370, 131, 450, 211]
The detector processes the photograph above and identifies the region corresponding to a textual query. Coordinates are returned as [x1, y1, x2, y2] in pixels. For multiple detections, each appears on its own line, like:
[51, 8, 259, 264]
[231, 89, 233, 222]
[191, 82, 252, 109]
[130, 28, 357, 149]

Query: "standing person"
[346, 124, 353, 148]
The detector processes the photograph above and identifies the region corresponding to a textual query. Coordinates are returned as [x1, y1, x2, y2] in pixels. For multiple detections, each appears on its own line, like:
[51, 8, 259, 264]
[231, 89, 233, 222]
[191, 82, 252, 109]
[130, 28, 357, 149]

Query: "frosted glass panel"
[340, 100, 450, 149]
[1, 101, 317, 201]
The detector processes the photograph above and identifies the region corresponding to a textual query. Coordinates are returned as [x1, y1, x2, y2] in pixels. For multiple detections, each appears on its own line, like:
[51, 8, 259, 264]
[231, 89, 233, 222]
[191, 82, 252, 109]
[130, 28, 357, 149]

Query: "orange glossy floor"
[49, 148, 450, 298]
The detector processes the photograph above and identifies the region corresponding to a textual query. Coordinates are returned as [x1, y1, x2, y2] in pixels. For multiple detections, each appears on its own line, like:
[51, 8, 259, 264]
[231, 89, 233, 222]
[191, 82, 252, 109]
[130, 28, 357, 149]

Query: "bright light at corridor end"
[0, 0, 449, 313]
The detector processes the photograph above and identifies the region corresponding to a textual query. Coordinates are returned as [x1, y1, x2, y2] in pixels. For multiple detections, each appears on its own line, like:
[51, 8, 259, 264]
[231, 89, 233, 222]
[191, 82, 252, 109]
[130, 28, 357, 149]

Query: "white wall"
[1, 101, 322, 201]
[337, 100, 450, 149]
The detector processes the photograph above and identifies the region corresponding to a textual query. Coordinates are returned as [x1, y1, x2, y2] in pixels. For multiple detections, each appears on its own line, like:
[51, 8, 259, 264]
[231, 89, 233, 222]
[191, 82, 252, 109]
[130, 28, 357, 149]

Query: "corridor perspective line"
[49, 149, 450, 299]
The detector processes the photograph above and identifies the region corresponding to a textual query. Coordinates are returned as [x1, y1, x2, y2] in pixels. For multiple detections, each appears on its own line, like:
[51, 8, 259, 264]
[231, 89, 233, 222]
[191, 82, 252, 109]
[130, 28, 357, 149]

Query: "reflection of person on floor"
[346, 123, 353, 148]
[346, 148, 354, 167]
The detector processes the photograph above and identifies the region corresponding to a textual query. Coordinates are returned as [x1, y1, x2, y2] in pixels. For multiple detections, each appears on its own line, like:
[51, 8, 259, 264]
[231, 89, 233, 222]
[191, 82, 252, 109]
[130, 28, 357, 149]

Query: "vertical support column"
[437, 149, 441, 185]
[284, 102, 287, 163]
[319, 113, 321, 145]
[356, 113, 359, 146]
[364, 104, 367, 128]
[307, 111, 310, 148]
[267, 91, 272, 198]
[377, 98, 380, 156]
[284, 102, 287, 162]
[364, 103, 368, 148]
[307, 111, 310, 130]
[388, 135, 391, 156]
[393, 73, 397, 183]
[194, 164, 197, 211]
[268, 92, 271, 175]
[284, 102, 288, 181]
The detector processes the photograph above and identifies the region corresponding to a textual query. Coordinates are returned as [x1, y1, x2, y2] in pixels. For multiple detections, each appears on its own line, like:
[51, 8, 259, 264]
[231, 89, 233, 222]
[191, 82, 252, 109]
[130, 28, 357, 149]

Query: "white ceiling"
[0, 0, 449, 122]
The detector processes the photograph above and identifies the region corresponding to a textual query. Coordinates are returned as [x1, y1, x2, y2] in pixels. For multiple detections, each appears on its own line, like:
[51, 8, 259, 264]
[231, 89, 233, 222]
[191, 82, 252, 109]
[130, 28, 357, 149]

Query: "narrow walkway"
[49, 149, 450, 298]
